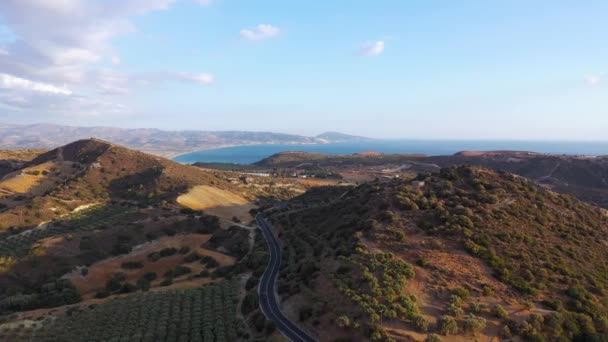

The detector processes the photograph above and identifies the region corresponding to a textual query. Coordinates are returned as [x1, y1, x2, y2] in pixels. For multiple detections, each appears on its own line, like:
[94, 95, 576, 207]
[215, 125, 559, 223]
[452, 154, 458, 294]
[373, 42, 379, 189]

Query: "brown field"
[0, 161, 75, 195]
[68, 234, 236, 299]
[177, 185, 255, 221]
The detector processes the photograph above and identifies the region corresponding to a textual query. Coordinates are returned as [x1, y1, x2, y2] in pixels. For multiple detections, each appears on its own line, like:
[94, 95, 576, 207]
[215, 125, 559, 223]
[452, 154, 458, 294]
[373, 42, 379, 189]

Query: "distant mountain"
[315, 131, 372, 142]
[0, 123, 367, 157]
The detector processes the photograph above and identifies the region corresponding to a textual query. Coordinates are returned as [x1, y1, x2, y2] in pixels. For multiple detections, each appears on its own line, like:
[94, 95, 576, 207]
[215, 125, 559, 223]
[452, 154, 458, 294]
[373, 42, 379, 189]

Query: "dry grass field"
[177, 185, 255, 221]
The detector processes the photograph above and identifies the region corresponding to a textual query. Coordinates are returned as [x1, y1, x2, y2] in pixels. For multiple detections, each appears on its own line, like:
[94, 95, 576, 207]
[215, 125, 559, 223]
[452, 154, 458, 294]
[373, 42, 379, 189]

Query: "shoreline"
[168, 141, 328, 161]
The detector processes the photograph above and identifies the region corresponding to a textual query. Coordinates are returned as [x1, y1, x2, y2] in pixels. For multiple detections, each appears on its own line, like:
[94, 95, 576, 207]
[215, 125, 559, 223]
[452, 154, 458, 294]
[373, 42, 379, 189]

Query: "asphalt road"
[256, 214, 318, 342]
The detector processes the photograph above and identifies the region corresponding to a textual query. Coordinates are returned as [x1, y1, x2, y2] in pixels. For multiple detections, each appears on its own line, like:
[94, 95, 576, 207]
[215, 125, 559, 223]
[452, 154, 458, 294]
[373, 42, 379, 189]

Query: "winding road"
[256, 214, 317, 342]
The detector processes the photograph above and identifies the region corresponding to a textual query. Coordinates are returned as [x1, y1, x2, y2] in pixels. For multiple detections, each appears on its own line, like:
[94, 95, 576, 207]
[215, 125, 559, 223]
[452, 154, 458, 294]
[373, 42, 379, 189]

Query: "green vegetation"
[0, 205, 136, 257]
[270, 164, 608, 340]
[0, 278, 80, 315]
[0, 282, 245, 342]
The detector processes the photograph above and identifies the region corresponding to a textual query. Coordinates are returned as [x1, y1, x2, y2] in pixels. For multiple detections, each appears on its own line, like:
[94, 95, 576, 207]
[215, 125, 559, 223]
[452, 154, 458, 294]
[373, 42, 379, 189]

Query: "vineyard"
[0, 281, 245, 342]
[0, 204, 137, 257]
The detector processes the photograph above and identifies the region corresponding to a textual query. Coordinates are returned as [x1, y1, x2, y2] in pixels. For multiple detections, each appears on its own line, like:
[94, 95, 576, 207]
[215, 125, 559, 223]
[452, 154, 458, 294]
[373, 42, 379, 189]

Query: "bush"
[492, 304, 509, 319]
[184, 253, 201, 263]
[147, 252, 160, 262]
[414, 315, 429, 332]
[173, 265, 191, 277]
[336, 315, 351, 328]
[437, 315, 458, 335]
[424, 334, 442, 342]
[142, 272, 157, 282]
[94, 291, 109, 299]
[452, 287, 470, 301]
[159, 278, 173, 286]
[201, 255, 220, 268]
[470, 302, 485, 314]
[447, 303, 464, 317]
[462, 314, 486, 333]
[159, 247, 177, 257]
[120, 261, 144, 269]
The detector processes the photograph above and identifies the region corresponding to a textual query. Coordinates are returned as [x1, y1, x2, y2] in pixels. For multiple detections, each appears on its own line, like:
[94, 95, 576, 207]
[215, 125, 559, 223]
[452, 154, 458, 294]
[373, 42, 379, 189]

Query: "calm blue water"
[173, 140, 608, 164]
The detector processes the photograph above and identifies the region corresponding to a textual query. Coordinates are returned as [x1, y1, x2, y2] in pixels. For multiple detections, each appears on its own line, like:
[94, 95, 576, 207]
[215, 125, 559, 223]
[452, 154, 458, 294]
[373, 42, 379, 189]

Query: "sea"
[172, 140, 608, 164]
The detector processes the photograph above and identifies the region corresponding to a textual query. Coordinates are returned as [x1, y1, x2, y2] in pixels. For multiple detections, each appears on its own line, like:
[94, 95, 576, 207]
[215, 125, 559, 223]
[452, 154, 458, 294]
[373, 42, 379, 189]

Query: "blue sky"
[0, 0, 607, 139]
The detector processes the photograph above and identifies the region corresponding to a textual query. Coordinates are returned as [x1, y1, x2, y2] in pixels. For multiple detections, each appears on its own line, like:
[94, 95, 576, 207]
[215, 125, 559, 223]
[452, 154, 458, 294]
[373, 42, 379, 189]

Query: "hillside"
[0, 139, 279, 341]
[0, 138, 246, 231]
[0, 123, 365, 157]
[0, 149, 46, 178]
[252, 150, 608, 209]
[255, 151, 428, 169]
[266, 166, 608, 341]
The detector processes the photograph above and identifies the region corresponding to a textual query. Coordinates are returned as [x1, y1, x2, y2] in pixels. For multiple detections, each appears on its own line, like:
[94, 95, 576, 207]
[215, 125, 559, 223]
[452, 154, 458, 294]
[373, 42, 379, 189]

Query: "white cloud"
[172, 72, 215, 86]
[0, 0, 179, 113]
[95, 69, 130, 95]
[585, 74, 602, 86]
[359, 40, 385, 57]
[0, 48, 8, 56]
[0, 73, 72, 95]
[240, 24, 280, 41]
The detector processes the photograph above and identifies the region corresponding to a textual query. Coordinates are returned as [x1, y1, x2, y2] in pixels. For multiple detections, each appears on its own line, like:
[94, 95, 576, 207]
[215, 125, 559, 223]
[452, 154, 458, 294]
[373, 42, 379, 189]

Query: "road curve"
[256, 214, 318, 342]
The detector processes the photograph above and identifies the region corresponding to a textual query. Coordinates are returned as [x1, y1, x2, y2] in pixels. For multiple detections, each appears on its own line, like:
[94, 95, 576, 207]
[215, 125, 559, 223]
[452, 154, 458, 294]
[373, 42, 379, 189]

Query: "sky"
[0, 0, 607, 140]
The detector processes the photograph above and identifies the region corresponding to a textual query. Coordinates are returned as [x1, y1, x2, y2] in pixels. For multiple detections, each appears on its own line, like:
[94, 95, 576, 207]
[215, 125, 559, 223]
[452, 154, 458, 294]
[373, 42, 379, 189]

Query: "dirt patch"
[177, 185, 255, 221]
[68, 234, 235, 299]
[0, 161, 76, 196]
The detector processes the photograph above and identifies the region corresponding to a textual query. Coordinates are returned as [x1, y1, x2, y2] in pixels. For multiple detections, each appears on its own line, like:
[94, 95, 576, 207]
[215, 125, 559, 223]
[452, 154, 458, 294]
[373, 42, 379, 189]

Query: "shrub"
[159, 247, 177, 257]
[336, 315, 351, 328]
[447, 303, 464, 317]
[437, 315, 458, 335]
[500, 325, 512, 338]
[424, 334, 442, 342]
[142, 272, 157, 282]
[414, 315, 429, 332]
[184, 253, 200, 263]
[470, 302, 485, 314]
[492, 304, 509, 319]
[201, 255, 220, 268]
[452, 287, 470, 301]
[462, 314, 486, 333]
[120, 261, 144, 269]
[94, 291, 109, 299]
[173, 265, 191, 277]
[147, 252, 160, 262]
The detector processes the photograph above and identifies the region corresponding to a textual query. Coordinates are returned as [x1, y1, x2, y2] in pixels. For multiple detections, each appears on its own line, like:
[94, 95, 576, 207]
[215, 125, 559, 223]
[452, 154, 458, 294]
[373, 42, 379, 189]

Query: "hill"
[0, 138, 247, 231]
[0, 139, 278, 341]
[255, 151, 428, 169]
[0, 123, 365, 157]
[265, 165, 608, 341]
[0, 149, 46, 178]
[252, 150, 608, 209]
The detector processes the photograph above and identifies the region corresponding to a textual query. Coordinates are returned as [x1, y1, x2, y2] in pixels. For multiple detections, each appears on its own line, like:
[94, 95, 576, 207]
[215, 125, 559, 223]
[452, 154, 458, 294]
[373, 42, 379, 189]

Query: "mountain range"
[0, 123, 369, 157]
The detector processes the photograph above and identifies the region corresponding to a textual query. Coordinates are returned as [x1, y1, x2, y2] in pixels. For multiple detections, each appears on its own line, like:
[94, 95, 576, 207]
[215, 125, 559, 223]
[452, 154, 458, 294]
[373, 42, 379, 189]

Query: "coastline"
[168, 141, 329, 161]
